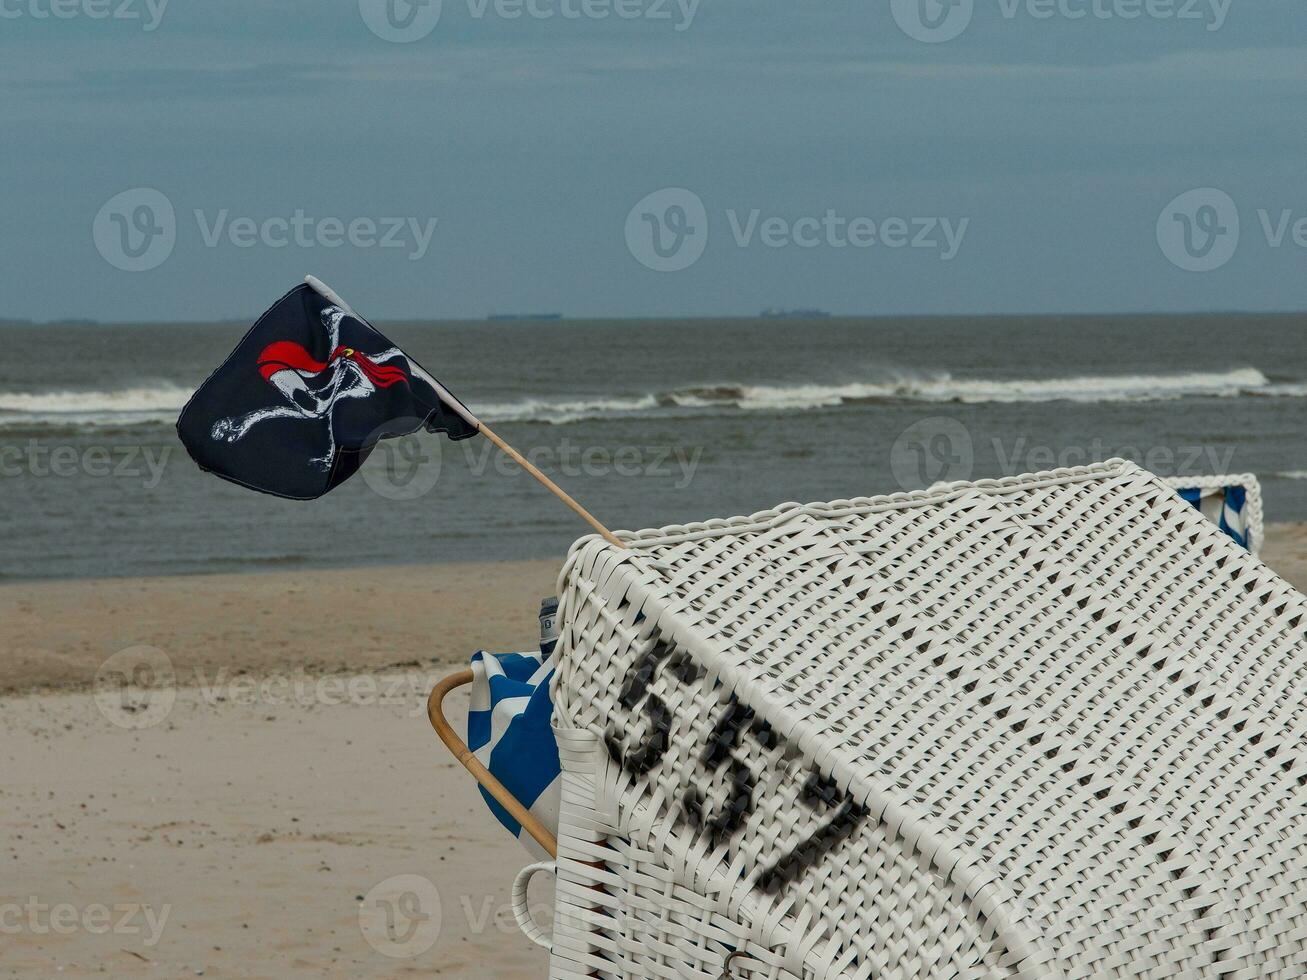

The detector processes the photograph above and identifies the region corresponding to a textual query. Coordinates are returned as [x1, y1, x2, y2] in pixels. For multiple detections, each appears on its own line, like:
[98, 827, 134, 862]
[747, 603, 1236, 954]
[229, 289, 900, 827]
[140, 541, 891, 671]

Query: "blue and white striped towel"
[466, 650, 561, 858]
[1176, 484, 1251, 550]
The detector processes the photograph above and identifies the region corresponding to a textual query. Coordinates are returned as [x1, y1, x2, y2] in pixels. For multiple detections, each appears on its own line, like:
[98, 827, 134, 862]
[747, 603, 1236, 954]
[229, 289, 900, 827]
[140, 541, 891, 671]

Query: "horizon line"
[4, 308, 1306, 327]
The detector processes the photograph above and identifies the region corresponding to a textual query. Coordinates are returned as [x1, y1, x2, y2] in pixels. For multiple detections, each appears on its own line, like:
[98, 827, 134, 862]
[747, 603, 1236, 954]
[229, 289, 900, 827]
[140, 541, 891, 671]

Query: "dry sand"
[2, 560, 561, 979]
[1, 678, 550, 978]
[3, 527, 1307, 978]
[0, 560, 560, 696]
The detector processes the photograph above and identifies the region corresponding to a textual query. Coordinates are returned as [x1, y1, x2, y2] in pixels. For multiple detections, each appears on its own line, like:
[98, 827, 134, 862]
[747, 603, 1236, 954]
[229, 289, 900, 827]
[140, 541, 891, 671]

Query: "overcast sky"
[4, 0, 1306, 321]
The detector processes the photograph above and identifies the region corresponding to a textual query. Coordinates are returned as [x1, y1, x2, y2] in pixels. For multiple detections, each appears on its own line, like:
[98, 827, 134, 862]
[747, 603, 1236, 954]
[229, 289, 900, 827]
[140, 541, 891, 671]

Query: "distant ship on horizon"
[759, 307, 831, 319]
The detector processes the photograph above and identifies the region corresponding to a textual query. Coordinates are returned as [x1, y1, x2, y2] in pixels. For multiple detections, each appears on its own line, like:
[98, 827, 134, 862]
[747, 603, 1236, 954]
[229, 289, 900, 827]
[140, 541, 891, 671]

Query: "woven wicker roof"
[548, 459, 1307, 979]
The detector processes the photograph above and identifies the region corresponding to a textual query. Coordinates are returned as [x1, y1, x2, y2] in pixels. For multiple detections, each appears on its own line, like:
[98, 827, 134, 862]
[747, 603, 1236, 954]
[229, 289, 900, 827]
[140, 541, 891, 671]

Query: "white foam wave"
[0, 384, 192, 414]
[696, 368, 1274, 410]
[475, 394, 661, 425]
[470, 368, 1285, 424]
[1275, 471, 1307, 481]
[919, 367, 1272, 403]
[0, 383, 192, 430]
[0, 367, 1294, 431]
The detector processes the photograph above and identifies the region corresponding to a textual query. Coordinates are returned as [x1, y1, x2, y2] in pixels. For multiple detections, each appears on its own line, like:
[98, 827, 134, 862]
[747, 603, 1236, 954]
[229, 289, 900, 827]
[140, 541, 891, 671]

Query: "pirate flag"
[177, 278, 479, 499]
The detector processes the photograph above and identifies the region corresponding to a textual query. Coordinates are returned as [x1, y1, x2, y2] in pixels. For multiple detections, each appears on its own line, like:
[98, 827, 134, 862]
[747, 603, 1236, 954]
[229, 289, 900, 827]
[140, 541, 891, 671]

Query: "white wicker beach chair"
[500, 458, 1307, 980]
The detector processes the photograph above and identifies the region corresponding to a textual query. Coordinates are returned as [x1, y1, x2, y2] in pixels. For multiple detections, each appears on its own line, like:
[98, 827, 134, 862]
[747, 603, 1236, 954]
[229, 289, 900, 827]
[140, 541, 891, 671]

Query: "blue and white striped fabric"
[466, 650, 561, 858]
[1175, 484, 1251, 550]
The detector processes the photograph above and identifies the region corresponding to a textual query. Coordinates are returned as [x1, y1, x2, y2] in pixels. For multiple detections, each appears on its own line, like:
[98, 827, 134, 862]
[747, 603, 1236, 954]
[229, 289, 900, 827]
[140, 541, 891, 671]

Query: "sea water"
[1, 313, 1304, 579]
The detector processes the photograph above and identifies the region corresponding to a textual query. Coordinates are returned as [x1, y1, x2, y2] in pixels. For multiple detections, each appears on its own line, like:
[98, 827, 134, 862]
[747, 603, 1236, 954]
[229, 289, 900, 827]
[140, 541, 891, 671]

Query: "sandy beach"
[4, 528, 1307, 978]
[0, 559, 560, 697]
[1, 675, 558, 978]
[2, 561, 560, 979]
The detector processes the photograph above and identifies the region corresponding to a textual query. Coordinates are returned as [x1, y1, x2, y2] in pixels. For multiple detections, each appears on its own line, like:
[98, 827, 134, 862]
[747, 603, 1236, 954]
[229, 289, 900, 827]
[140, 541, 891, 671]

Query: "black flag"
[177, 279, 478, 499]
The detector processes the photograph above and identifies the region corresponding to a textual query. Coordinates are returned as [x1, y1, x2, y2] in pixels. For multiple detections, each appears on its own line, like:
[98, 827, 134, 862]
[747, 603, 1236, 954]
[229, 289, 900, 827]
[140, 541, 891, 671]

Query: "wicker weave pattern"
[548, 460, 1307, 980]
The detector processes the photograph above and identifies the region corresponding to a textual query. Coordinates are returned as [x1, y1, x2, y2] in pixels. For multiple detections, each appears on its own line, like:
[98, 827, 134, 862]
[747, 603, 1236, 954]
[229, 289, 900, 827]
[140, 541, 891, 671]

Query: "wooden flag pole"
[304, 276, 627, 550]
[477, 422, 627, 550]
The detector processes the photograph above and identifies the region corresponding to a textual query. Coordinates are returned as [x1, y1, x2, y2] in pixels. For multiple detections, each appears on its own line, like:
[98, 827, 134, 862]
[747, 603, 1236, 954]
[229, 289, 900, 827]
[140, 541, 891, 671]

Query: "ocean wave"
[675, 367, 1275, 409]
[482, 367, 1289, 423]
[1275, 471, 1307, 481]
[0, 383, 191, 430]
[474, 394, 661, 425]
[0, 368, 1295, 431]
